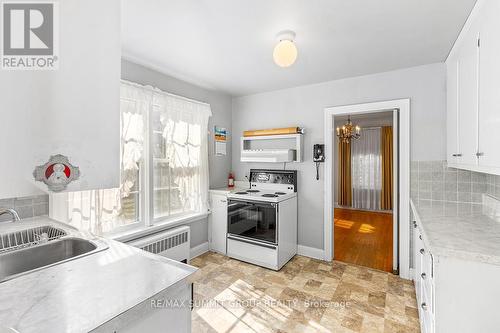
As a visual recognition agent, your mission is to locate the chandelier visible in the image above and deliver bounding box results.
[336,116,361,143]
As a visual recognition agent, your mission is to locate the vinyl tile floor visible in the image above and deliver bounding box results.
[190,252,420,333]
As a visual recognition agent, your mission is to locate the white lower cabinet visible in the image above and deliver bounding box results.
[92,281,192,333]
[412,219,434,333]
[412,206,500,333]
[208,192,228,254]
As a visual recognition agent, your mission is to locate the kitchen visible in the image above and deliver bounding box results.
[1,0,500,332]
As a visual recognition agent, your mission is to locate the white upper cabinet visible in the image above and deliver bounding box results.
[446,0,500,175]
[457,24,479,167]
[0,0,121,199]
[478,0,500,168]
[446,56,459,165]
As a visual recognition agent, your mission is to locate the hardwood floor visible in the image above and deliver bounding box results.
[334,208,393,273]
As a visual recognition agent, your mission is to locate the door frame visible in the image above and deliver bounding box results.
[323,99,411,279]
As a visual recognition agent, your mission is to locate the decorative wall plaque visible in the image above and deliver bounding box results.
[33,154,80,192]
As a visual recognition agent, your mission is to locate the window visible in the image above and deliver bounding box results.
[351,127,382,210]
[52,81,211,236]
[151,93,210,221]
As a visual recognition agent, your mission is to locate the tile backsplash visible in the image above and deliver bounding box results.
[411,161,498,203]
[0,194,49,222]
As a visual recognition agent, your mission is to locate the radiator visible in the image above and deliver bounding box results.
[128,226,190,263]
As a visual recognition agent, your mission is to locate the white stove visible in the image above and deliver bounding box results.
[226,169,298,271]
[227,189,297,203]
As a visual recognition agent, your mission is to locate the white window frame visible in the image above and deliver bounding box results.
[107,81,210,240]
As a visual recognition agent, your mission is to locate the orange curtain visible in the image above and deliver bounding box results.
[338,140,351,206]
[381,126,393,210]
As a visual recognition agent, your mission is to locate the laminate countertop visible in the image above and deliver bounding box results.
[0,217,197,333]
[411,195,500,266]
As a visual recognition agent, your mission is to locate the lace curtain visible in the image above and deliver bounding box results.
[152,91,211,217]
[351,128,382,210]
[51,82,211,235]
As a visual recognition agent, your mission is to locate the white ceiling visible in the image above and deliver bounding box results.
[122,0,476,96]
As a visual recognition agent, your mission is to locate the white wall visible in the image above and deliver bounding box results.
[231,63,446,250]
[121,59,233,247]
[0,0,121,199]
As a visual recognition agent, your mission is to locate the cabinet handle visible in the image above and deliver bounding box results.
[413,221,417,228]
[419,235,422,240]
[221,200,227,203]
[452,153,462,157]
[420,248,425,255]
[476,152,484,157]
[421,303,428,311]
[421,272,426,279]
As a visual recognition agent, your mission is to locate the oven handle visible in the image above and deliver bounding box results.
[228,199,277,208]
[227,234,277,250]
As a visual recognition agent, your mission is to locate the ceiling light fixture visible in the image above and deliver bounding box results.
[273,30,297,68]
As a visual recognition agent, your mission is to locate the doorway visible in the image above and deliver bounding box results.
[323,99,410,279]
[334,111,395,272]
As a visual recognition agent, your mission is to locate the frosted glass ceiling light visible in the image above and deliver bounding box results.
[273,30,297,68]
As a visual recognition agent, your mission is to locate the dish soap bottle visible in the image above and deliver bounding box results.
[228,172,235,188]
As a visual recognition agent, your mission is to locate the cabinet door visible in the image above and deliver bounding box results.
[478,0,500,168]
[413,221,422,304]
[457,26,480,166]
[209,194,228,254]
[446,57,460,164]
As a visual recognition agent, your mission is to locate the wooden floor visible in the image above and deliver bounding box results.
[334,208,393,272]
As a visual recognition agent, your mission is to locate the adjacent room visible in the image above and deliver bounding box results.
[2,0,500,332]
[334,111,396,273]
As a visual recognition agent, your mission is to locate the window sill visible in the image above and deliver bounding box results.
[110,211,209,243]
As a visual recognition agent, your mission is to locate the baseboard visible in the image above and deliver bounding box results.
[297,245,325,261]
[190,241,209,259]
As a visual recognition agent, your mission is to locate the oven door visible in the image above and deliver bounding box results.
[227,199,278,245]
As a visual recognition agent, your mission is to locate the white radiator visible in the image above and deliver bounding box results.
[128,226,190,263]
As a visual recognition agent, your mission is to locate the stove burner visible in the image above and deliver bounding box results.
[247,189,260,193]
[262,194,278,198]
[275,192,286,195]
[235,192,248,195]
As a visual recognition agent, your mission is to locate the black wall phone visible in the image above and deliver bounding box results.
[313,144,325,180]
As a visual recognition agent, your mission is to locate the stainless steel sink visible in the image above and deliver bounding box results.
[0,237,108,282]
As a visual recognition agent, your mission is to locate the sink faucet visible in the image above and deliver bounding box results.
[0,209,20,222]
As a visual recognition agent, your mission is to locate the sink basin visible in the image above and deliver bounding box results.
[0,237,108,282]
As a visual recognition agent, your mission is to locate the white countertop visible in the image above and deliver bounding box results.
[209,186,246,195]
[209,187,237,194]
[209,180,249,195]
[0,217,197,333]
[411,196,500,266]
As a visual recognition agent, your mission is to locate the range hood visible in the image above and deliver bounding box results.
[240,149,295,163]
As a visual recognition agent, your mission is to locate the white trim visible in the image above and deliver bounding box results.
[392,109,399,273]
[111,212,209,243]
[297,245,325,260]
[324,99,411,279]
[409,268,415,282]
[190,241,209,259]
